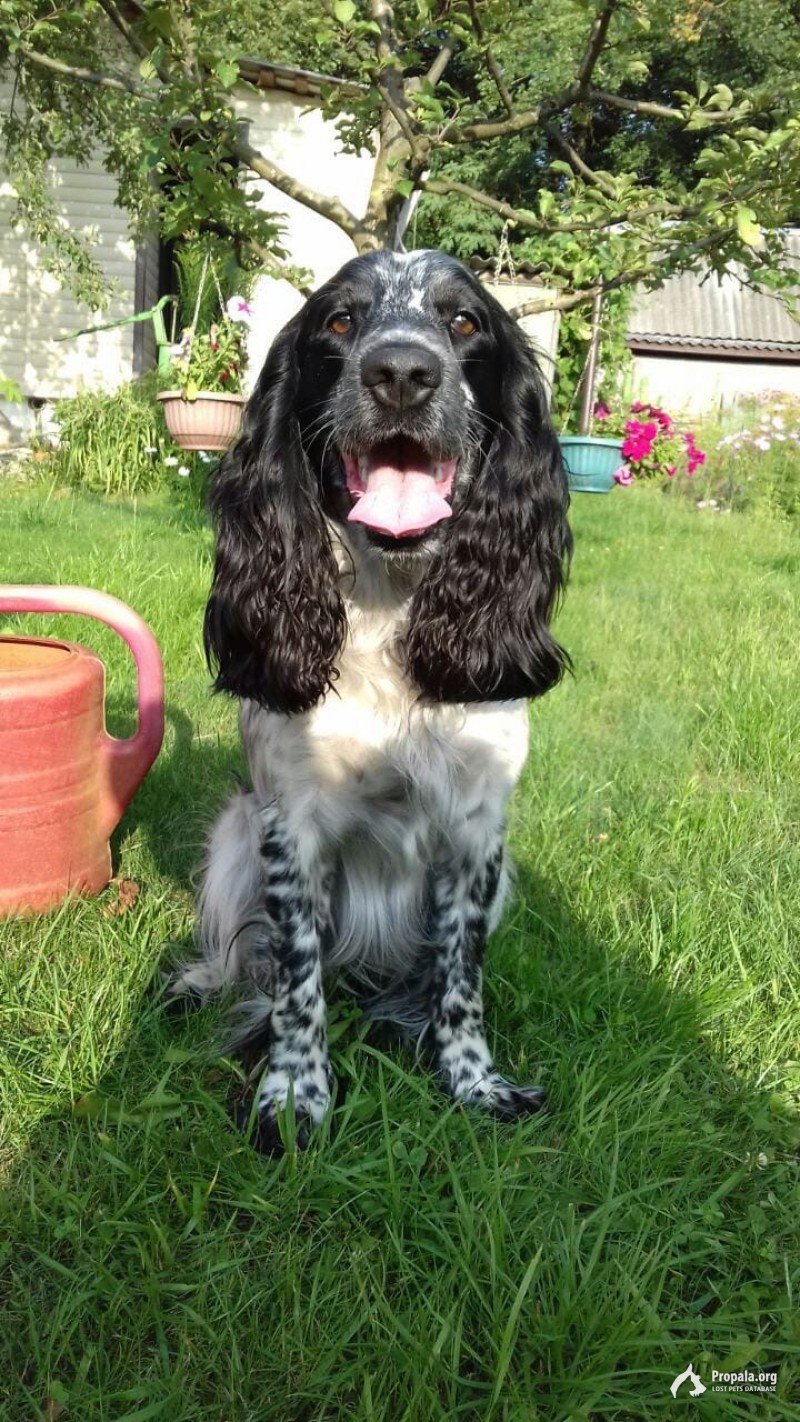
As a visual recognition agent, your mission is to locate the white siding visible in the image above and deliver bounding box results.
[631,353,800,416]
[0,156,139,399]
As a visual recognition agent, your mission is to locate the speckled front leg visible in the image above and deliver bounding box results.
[428,840,545,1119]
[250,810,331,1154]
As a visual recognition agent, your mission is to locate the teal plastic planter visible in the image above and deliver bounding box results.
[558,436,623,493]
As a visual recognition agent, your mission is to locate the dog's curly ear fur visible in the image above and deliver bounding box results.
[203,319,347,714]
[405,316,572,703]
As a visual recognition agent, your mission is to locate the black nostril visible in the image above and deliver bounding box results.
[361,342,442,409]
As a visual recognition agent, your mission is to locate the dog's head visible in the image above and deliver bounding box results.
[205,250,572,713]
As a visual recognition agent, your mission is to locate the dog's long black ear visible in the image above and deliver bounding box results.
[405,319,572,703]
[203,319,346,714]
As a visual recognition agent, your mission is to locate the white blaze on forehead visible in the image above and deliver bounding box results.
[380,250,433,312]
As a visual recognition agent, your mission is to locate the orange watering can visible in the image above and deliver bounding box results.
[0,586,165,916]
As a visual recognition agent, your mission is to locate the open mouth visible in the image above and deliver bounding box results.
[342,436,458,539]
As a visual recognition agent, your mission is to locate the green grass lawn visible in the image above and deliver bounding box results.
[1,477,799,1420]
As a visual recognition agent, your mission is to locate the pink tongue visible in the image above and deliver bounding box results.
[348,466,452,537]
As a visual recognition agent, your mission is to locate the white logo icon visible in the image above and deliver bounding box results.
[671,1364,707,1398]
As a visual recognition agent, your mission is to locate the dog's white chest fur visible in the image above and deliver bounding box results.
[240,594,529,974]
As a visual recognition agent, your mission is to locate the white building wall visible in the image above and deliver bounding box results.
[233,88,375,383]
[0,157,140,400]
[631,353,800,416]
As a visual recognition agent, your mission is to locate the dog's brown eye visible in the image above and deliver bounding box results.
[451,312,477,338]
[328,312,352,336]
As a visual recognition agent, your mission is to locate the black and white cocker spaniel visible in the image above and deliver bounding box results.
[172,249,572,1151]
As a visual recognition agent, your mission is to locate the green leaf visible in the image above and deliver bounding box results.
[333,0,356,23]
[394,178,415,198]
[735,205,762,247]
[215,60,239,89]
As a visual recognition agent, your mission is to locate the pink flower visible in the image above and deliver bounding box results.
[621,424,655,462]
[225,295,252,322]
[614,466,633,486]
[593,400,611,420]
[666,465,677,478]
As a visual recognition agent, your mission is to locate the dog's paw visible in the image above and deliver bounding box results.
[248,1065,332,1155]
[454,1071,547,1120]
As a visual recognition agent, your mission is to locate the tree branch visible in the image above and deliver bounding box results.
[509,226,740,318]
[95,0,150,62]
[438,1,621,144]
[17,45,143,96]
[544,120,617,198]
[575,0,619,93]
[376,82,421,158]
[467,0,514,115]
[586,87,684,121]
[426,35,458,88]
[233,136,366,244]
[510,269,648,318]
[421,176,544,228]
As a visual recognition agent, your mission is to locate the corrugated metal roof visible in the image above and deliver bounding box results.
[628,231,800,354]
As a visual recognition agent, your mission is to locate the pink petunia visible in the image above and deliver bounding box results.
[225,295,252,322]
[593,400,611,420]
[614,466,633,485]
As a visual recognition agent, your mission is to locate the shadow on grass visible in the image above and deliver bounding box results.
[2,854,797,1420]
[108,695,246,894]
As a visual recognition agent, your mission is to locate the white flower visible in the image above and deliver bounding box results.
[771,414,784,428]
[178,465,191,477]
[144,445,158,454]
[754,437,771,451]
[198,451,213,462]
[164,455,179,467]
[225,295,252,323]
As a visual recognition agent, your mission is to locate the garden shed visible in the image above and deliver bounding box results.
[627,231,800,415]
[0,59,375,411]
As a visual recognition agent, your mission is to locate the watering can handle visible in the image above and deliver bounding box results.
[0,585,165,837]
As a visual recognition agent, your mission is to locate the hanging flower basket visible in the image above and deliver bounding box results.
[158,390,244,453]
[558,436,623,493]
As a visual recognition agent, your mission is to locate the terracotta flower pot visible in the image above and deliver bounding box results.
[158,390,245,452]
[0,585,164,916]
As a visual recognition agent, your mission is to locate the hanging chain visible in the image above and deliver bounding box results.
[185,246,227,355]
[190,248,211,338]
[493,220,517,285]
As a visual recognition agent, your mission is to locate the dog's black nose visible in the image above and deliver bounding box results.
[361,343,442,410]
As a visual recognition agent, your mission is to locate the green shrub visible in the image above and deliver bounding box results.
[48,376,216,500]
[686,396,800,520]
